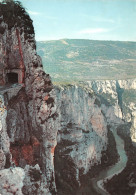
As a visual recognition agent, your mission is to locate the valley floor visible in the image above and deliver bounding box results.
[104,124,136,195]
[92,128,127,195]
[74,128,119,195]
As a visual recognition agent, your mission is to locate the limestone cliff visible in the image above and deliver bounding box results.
[55,84,107,171]
[0,1,58,194]
[54,84,108,193]
[0,3,110,195]
[0,1,136,195]
[53,79,136,193]
[87,79,136,142]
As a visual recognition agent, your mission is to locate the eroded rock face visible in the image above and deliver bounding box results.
[54,80,136,193]
[0,2,58,194]
[87,79,136,143]
[54,85,108,192]
[55,85,107,172]
[0,95,10,169]
[0,168,25,195]
[1,2,135,195]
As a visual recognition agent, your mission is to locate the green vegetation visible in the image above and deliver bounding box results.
[104,124,136,195]
[37,39,136,82]
[0,1,34,39]
[121,89,136,116]
[122,89,136,104]
[76,128,119,195]
[98,92,117,106]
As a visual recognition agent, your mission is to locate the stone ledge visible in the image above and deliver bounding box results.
[0,84,23,101]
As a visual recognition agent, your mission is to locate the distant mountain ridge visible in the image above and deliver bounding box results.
[37,39,136,82]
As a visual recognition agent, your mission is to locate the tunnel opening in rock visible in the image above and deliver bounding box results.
[7,73,18,84]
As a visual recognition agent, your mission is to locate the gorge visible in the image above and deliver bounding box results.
[0,1,136,195]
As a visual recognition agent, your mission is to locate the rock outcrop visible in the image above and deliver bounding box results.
[55,84,107,172]
[54,84,108,193]
[0,1,58,194]
[0,1,136,195]
[54,79,136,193]
[87,79,136,142]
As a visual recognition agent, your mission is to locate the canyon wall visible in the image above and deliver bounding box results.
[54,80,136,193]
[0,2,58,194]
[87,79,136,142]
[56,84,108,170]
[54,84,108,194]
[0,2,136,195]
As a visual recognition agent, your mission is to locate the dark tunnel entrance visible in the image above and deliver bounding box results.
[7,73,18,84]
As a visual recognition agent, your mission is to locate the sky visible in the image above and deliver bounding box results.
[18,0,136,41]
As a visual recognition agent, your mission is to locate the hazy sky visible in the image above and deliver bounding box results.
[19,0,136,41]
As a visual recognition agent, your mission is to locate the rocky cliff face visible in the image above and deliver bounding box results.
[87,79,136,143]
[53,79,136,193]
[54,84,108,193]
[55,84,107,171]
[0,3,110,194]
[0,2,58,194]
[0,2,136,195]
